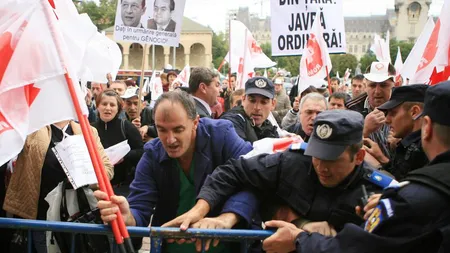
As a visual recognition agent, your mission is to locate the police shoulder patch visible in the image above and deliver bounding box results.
[364,198,394,233]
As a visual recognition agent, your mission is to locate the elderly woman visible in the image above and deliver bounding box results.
[92,89,144,196]
[3,119,113,252]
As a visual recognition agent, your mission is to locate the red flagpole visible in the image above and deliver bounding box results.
[41,0,133,252]
[326,66,332,95]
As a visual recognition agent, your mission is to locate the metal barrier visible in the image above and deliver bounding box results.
[0,218,273,253]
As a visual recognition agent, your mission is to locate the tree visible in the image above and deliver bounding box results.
[330,54,358,77]
[212,32,229,72]
[260,42,301,76]
[390,39,414,63]
[77,0,117,31]
[359,52,377,73]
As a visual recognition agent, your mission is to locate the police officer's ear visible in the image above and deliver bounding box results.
[421,116,433,142]
[354,148,366,165]
[410,105,422,120]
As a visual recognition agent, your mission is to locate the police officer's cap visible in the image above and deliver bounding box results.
[378,84,428,111]
[417,81,450,126]
[245,77,275,99]
[305,110,364,161]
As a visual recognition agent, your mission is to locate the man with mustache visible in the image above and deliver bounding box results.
[95,90,258,252]
[220,77,279,143]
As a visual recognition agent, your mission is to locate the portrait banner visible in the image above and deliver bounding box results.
[113,0,186,47]
[270,0,346,56]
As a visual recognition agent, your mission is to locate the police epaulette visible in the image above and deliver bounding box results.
[363,169,400,189]
[289,142,308,151]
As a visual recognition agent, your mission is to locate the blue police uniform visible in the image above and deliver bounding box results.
[199,110,384,231]
[293,81,450,253]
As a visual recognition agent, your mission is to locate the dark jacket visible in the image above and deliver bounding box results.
[220,105,279,143]
[198,149,383,231]
[286,123,310,142]
[92,116,144,185]
[147,19,176,32]
[193,97,211,118]
[128,118,258,228]
[345,92,368,117]
[383,130,428,180]
[295,150,450,253]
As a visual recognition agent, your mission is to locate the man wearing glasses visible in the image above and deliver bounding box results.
[147,0,177,32]
[120,0,146,28]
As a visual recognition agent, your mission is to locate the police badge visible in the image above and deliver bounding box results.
[316,124,333,139]
[254,79,267,88]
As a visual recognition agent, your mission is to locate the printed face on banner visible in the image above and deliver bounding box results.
[270,1,346,56]
[120,0,146,27]
[114,0,186,47]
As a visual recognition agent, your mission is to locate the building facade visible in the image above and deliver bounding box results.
[104,17,213,70]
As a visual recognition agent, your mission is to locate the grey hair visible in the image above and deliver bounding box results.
[300,92,328,110]
[153,90,198,120]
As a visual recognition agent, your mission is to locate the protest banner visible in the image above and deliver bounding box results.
[113,0,186,47]
[271,0,346,56]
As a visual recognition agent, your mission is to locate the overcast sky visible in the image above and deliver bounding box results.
[183,0,445,32]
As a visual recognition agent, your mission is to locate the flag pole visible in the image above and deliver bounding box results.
[41,1,133,252]
[228,17,232,87]
[239,29,248,89]
[326,66,332,95]
[137,44,148,115]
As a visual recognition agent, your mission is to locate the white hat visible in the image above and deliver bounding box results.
[274,78,283,85]
[121,87,143,100]
[364,62,395,83]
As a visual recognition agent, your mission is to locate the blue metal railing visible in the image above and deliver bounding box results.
[0,218,273,253]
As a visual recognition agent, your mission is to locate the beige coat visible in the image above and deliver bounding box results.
[3,121,114,219]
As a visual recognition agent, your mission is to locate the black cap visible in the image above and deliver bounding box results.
[417,81,450,126]
[245,77,275,99]
[305,110,364,161]
[378,84,428,111]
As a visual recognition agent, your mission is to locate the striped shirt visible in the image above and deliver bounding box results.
[364,97,392,159]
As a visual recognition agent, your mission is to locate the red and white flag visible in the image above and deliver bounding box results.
[370,31,391,63]
[429,0,450,85]
[298,12,332,93]
[394,46,403,84]
[173,65,191,87]
[0,0,87,165]
[401,18,435,83]
[224,20,275,89]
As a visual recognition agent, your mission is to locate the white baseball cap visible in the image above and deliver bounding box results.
[363,62,395,83]
[121,87,143,100]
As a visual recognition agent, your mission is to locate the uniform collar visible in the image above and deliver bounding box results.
[428,149,450,166]
[399,129,421,147]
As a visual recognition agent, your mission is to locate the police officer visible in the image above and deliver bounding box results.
[167,110,385,236]
[364,84,429,180]
[220,77,279,143]
[261,81,450,253]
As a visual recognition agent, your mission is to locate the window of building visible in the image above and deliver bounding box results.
[362,45,366,52]
[349,45,353,53]
[354,45,358,53]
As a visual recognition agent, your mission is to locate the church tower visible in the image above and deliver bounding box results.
[394,0,431,42]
